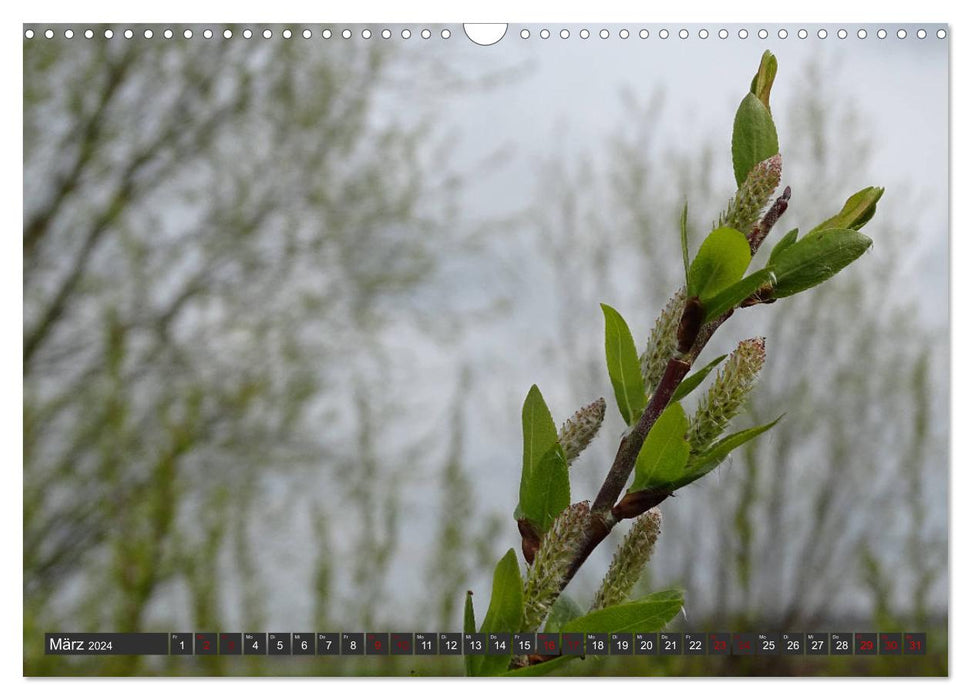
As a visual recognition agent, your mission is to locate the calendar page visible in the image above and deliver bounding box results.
[22,20,949,678]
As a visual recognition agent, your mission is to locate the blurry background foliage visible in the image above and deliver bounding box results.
[23,28,945,675]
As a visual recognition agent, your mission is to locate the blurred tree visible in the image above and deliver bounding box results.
[23,26,497,674]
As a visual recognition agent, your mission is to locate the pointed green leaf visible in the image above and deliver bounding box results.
[767,228,799,266]
[561,588,684,634]
[679,416,783,487]
[463,591,476,676]
[544,594,584,633]
[771,228,872,298]
[474,549,524,676]
[671,354,728,402]
[519,444,570,534]
[680,201,690,283]
[601,304,648,425]
[687,227,752,300]
[809,187,884,234]
[516,385,563,529]
[732,92,779,187]
[749,51,778,111]
[500,655,577,677]
[629,403,690,493]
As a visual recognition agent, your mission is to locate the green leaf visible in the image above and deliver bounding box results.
[671,354,728,402]
[544,594,584,633]
[463,591,476,676]
[701,268,777,323]
[687,227,752,300]
[629,403,690,493]
[500,655,578,677]
[732,92,779,187]
[679,416,783,486]
[516,385,567,532]
[474,549,524,676]
[749,50,778,111]
[680,200,690,283]
[809,187,884,233]
[767,228,799,266]
[519,444,570,534]
[601,304,648,425]
[771,228,872,298]
[561,588,684,634]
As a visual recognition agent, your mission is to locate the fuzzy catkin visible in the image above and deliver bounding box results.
[687,337,766,452]
[640,288,686,396]
[558,398,606,466]
[717,154,782,235]
[591,509,662,611]
[522,502,590,631]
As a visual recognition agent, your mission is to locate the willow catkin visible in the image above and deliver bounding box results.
[591,509,662,611]
[687,337,766,453]
[557,398,606,466]
[522,502,590,631]
[640,288,686,396]
[717,154,783,235]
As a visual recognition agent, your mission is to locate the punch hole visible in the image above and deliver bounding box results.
[837,29,847,39]
[817,29,828,39]
[580,28,590,39]
[362,29,372,39]
[463,23,507,46]
[698,29,709,39]
[163,29,173,39]
[540,28,550,39]
[916,29,926,39]
[619,29,629,39]
[778,29,788,39]
[797,29,808,39]
[560,29,570,39]
[184,29,193,39]
[639,29,649,39]
[937,29,946,38]
[64,29,74,39]
[24,29,34,39]
[104,29,113,38]
[718,29,728,39]
[520,29,529,39]
[738,29,748,39]
[877,29,887,39]
[659,29,669,39]
[758,29,768,39]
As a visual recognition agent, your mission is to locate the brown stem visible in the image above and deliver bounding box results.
[591,357,691,515]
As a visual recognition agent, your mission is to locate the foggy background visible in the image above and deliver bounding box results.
[23,23,948,675]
